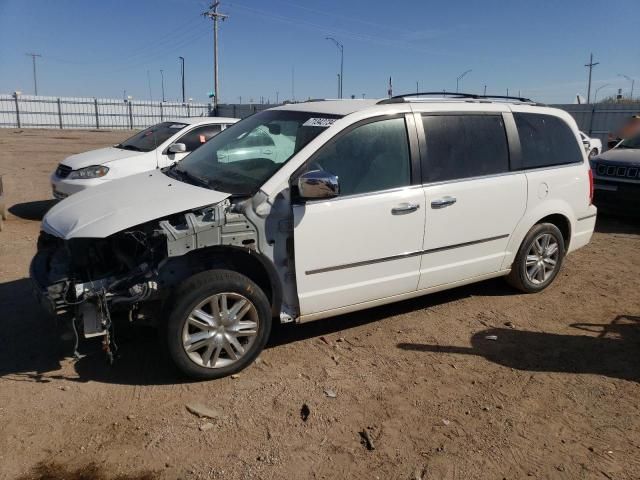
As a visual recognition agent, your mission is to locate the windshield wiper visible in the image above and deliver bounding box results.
[118,144,144,152]
[174,168,210,188]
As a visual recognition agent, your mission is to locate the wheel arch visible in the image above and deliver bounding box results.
[502,203,575,271]
[535,213,572,250]
[159,245,283,317]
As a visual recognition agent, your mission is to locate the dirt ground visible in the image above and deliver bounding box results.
[0,128,639,480]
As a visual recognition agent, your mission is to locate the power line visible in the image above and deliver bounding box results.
[203,1,229,109]
[25,53,42,95]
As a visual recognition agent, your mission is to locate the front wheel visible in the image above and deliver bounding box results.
[506,223,565,293]
[165,270,272,380]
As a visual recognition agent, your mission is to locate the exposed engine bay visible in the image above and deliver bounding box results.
[30,199,269,361]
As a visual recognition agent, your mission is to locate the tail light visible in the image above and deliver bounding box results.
[588,168,594,204]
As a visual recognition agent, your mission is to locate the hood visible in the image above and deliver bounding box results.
[61,146,146,169]
[43,170,230,239]
[595,148,640,166]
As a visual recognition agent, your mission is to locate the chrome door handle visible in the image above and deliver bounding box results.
[391,202,420,215]
[431,196,457,209]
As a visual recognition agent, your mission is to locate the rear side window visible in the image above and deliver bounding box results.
[179,125,223,152]
[421,114,509,183]
[514,113,583,169]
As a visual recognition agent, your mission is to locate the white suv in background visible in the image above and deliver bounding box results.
[32,93,597,379]
[50,117,238,198]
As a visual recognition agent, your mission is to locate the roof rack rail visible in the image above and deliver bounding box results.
[377,91,538,105]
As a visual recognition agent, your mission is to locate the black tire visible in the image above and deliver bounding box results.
[164,269,272,380]
[588,148,598,159]
[506,223,565,293]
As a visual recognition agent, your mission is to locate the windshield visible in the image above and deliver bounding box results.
[116,121,187,152]
[618,133,640,149]
[172,110,341,195]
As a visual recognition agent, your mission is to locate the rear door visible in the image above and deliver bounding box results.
[416,111,527,289]
[292,114,426,316]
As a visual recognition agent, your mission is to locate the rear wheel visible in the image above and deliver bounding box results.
[506,223,565,293]
[165,269,272,380]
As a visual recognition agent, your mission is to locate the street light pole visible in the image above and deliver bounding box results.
[326,37,344,98]
[618,74,635,100]
[594,83,610,103]
[160,69,165,102]
[178,57,185,103]
[456,69,471,93]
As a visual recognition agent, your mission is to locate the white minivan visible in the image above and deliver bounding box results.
[32,93,597,379]
[50,117,238,198]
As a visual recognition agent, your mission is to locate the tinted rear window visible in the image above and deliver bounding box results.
[514,113,583,169]
[422,114,509,182]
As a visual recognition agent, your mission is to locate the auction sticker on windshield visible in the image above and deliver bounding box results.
[302,118,337,128]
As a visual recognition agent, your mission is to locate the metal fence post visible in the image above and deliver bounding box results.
[94,98,100,129]
[128,102,133,129]
[14,95,21,128]
[57,98,63,129]
[186,103,190,118]
[160,102,163,121]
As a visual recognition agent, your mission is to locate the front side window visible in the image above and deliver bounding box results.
[305,117,411,197]
[172,110,341,195]
[116,121,187,152]
[178,125,222,152]
[514,113,583,168]
[422,114,509,183]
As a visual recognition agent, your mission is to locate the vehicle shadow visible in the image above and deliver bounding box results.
[595,213,640,235]
[0,276,520,386]
[9,199,57,221]
[398,315,640,383]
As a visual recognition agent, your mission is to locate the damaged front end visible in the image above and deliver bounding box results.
[30,199,258,360]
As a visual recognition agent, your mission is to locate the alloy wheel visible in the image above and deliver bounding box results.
[525,233,560,285]
[182,292,259,369]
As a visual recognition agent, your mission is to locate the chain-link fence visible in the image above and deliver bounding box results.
[0,94,213,129]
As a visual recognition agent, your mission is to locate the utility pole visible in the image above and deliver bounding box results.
[326,37,343,98]
[178,57,185,103]
[483,85,487,96]
[25,53,42,95]
[160,69,165,102]
[204,1,228,109]
[585,53,599,104]
[276,91,279,103]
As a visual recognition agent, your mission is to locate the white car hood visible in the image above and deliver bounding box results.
[61,146,146,169]
[43,170,230,239]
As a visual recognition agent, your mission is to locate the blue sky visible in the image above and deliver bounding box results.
[0,0,638,104]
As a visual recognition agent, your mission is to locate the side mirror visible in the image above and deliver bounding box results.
[168,143,187,154]
[297,170,339,199]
